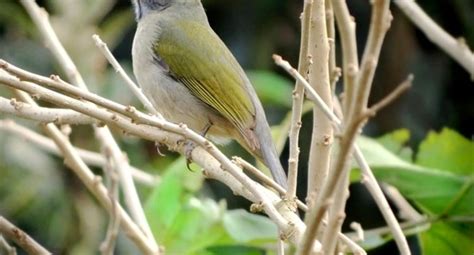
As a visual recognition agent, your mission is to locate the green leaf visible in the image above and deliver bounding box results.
[145,158,279,254]
[416,128,474,175]
[223,209,278,244]
[247,70,292,108]
[145,158,187,232]
[376,128,413,161]
[357,135,473,216]
[161,198,228,254]
[206,245,265,255]
[355,129,474,252]
[145,158,207,242]
[420,222,474,255]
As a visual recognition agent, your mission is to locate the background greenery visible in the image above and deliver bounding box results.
[0,0,472,254]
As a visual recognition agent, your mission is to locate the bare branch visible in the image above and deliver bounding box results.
[366,75,413,118]
[0,216,51,255]
[0,119,158,186]
[274,55,409,255]
[234,157,306,211]
[383,185,424,222]
[273,55,341,126]
[351,0,393,120]
[0,236,17,255]
[394,0,474,80]
[0,96,95,125]
[0,71,306,246]
[92,34,161,117]
[18,1,158,247]
[100,156,121,255]
[286,0,313,205]
[0,235,17,255]
[306,0,334,209]
[353,146,411,255]
[331,0,359,116]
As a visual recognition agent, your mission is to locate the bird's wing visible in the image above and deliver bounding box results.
[153,20,259,150]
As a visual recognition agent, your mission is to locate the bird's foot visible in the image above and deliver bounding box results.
[184,140,197,171]
[154,141,166,156]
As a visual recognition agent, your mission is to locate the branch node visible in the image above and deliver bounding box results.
[60,124,72,137]
[367,74,413,116]
[322,134,332,146]
[110,114,118,121]
[250,202,264,213]
[0,59,8,68]
[31,93,41,100]
[49,74,60,81]
[125,105,136,114]
[280,221,296,241]
[93,175,103,185]
[201,140,210,149]
[178,123,188,130]
[10,98,23,110]
[347,64,358,77]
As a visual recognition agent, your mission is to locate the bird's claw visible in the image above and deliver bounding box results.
[184,140,196,171]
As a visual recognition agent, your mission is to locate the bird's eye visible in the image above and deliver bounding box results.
[154,0,171,6]
[156,0,171,6]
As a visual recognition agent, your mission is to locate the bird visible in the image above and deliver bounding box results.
[131,0,288,188]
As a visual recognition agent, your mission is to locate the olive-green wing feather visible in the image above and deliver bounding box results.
[154,20,258,148]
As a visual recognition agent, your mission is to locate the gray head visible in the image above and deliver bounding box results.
[132,0,202,21]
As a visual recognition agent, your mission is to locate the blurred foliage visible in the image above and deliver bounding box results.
[351,129,474,254]
[0,0,472,254]
[145,158,278,254]
[247,70,293,108]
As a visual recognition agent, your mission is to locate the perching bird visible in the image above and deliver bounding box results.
[131,0,288,188]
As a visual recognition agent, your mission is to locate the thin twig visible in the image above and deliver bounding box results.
[394,0,474,80]
[286,0,313,204]
[0,119,158,186]
[100,156,121,255]
[321,171,350,254]
[273,55,341,126]
[234,156,366,254]
[326,0,341,91]
[383,185,424,222]
[0,61,144,123]
[41,116,156,254]
[234,157,306,211]
[338,233,366,255]
[331,0,359,117]
[277,239,285,255]
[0,235,17,255]
[18,1,158,248]
[92,34,161,117]
[0,216,51,255]
[366,75,413,117]
[274,55,410,255]
[0,96,95,125]
[0,72,305,246]
[351,0,393,121]
[4,76,157,254]
[350,222,365,242]
[346,216,432,241]
[353,146,411,255]
[322,1,396,253]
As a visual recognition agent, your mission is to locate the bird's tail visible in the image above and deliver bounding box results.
[260,141,288,189]
[235,127,288,189]
[253,112,288,189]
